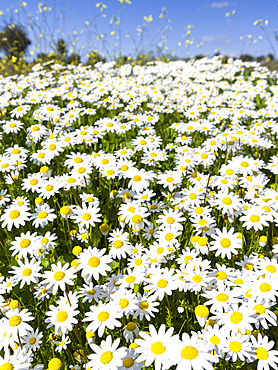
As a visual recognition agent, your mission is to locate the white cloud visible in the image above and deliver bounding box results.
[211,1,229,8]
[201,35,224,42]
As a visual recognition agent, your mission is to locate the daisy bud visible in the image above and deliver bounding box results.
[35,197,43,205]
[195,305,209,327]
[259,235,267,247]
[9,299,20,310]
[110,190,117,198]
[86,330,95,339]
[206,318,216,328]
[99,223,110,235]
[48,358,62,370]
[60,206,71,218]
[40,165,51,177]
[251,330,261,339]
[177,306,184,313]
[71,259,80,268]
[129,342,139,350]
[72,246,82,255]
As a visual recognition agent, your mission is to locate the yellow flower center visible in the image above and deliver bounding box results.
[166,217,175,224]
[157,279,168,288]
[82,213,91,221]
[54,271,65,281]
[250,215,260,223]
[229,341,241,353]
[259,283,271,292]
[195,305,209,317]
[216,293,229,302]
[56,311,68,322]
[88,257,100,267]
[139,301,149,310]
[9,210,20,219]
[49,144,56,151]
[192,275,202,283]
[195,207,203,214]
[230,312,243,324]
[113,240,123,249]
[240,161,249,167]
[46,185,54,191]
[20,239,30,248]
[132,215,143,224]
[78,167,86,174]
[9,300,19,309]
[38,211,48,219]
[29,337,36,345]
[244,263,253,270]
[123,358,134,368]
[180,346,198,360]
[210,336,220,345]
[254,304,266,315]
[133,175,141,182]
[30,179,38,185]
[22,268,32,276]
[197,237,207,247]
[98,311,109,322]
[9,315,21,326]
[266,265,276,273]
[126,322,136,331]
[100,351,113,364]
[222,197,232,205]
[256,348,269,361]
[0,364,14,370]
[60,206,70,215]
[151,341,166,355]
[220,238,231,248]
[126,276,135,283]
[48,358,62,370]
[166,177,174,183]
[119,298,129,308]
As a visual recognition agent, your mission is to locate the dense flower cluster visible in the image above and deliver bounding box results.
[1,57,278,369]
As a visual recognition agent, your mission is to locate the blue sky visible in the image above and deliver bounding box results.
[1,0,278,60]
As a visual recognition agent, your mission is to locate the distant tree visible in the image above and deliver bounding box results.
[267,53,274,61]
[256,55,266,63]
[195,54,205,60]
[56,39,67,59]
[67,53,81,65]
[87,50,106,66]
[115,55,128,66]
[0,24,31,58]
[240,54,254,62]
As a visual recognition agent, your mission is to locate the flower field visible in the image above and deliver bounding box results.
[1,57,278,369]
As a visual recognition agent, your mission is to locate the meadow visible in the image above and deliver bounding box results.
[1,54,278,370]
